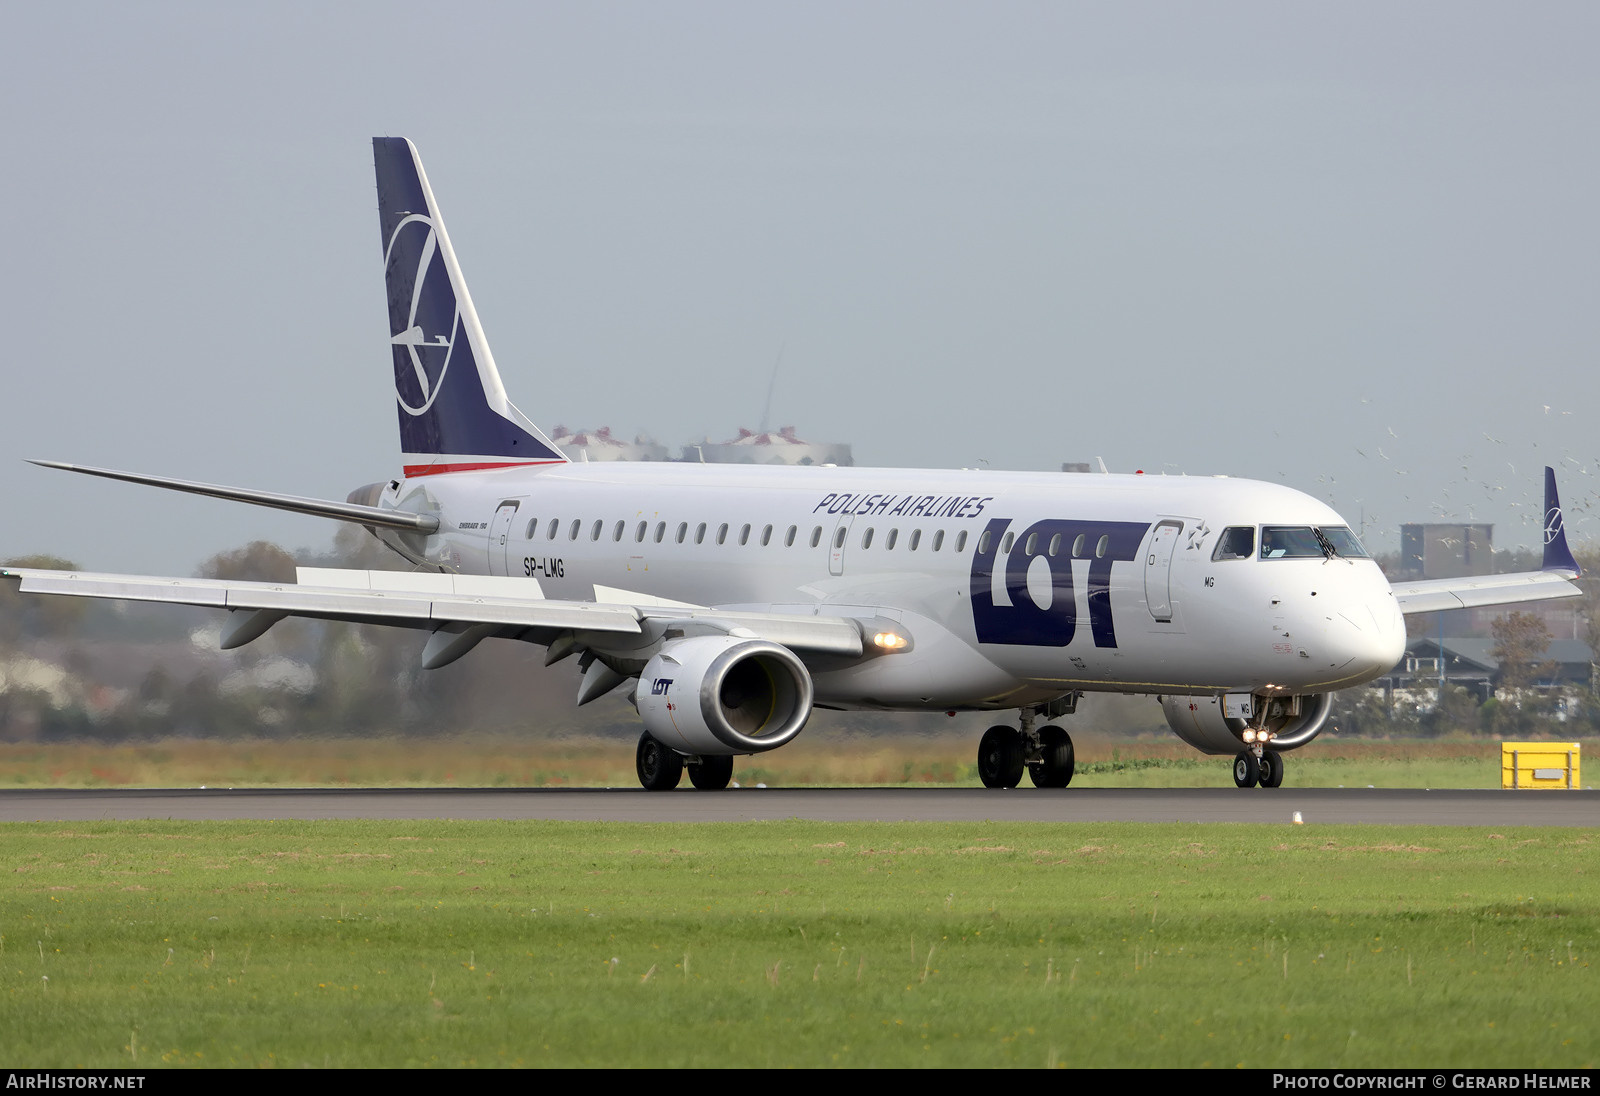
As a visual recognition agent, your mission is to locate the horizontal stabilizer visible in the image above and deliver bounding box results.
[29,461,439,534]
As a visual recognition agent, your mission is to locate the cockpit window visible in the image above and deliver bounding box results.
[1212,526,1255,561]
[1318,526,1370,558]
[1259,525,1370,560]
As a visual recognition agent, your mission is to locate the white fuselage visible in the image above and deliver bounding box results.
[373,463,1407,712]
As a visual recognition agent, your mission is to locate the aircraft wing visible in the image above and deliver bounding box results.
[1392,465,1586,614]
[1390,570,1582,615]
[0,565,866,667]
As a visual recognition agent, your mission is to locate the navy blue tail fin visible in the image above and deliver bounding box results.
[1541,466,1580,575]
[374,138,566,476]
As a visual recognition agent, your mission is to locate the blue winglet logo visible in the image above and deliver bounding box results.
[1541,466,1580,575]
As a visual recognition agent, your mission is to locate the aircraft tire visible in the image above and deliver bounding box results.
[978,726,1025,789]
[636,733,684,791]
[1259,750,1284,788]
[1233,751,1260,789]
[1027,725,1075,788]
[687,755,735,791]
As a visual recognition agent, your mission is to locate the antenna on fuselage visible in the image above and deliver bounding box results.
[1095,457,1109,474]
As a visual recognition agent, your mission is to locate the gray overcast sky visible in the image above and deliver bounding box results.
[2,2,1596,573]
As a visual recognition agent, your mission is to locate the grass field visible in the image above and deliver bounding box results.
[2,735,1589,790]
[1,819,1595,1068]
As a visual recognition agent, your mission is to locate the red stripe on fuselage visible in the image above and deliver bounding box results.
[403,460,567,477]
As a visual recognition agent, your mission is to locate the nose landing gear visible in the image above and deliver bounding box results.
[1233,727,1285,788]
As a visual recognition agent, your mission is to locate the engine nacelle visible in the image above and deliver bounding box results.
[635,635,814,756]
[1160,692,1334,755]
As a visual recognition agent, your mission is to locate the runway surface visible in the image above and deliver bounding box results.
[1,786,1595,825]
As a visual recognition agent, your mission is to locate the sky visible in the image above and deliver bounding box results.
[2,2,1597,574]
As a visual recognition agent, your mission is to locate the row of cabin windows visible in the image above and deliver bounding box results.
[513,516,1029,555]
[524,518,826,548]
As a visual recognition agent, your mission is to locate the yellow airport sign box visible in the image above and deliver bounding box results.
[1500,742,1581,789]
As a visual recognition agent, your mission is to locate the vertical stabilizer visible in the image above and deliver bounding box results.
[374,138,567,475]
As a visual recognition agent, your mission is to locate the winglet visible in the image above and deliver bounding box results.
[1541,466,1580,575]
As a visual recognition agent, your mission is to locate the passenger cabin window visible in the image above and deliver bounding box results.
[1048,533,1061,557]
[908,530,920,551]
[955,531,968,553]
[717,523,729,545]
[590,520,603,542]
[676,522,688,544]
[635,521,648,543]
[832,528,846,549]
[654,522,666,543]
[786,525,797,547]
[1023,532,1037,556]
[1001,532,1015,554]
[1094,534,1108,559]
[568,519,581,541]
[547,518,559,540]
[811,526,823,548]
[1072,533,1086,558]
[977,530,991,554]
[761,524,772,547]
[739,523,751,546]
[885,529,898,550]
[613,520,625,542]
[1212,526,1255,561]
[525,518,539,539]
[861,528,874,549]
[932,530,944,552]
[696,522,707,545]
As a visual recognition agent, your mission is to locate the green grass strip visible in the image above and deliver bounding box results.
[2,820,1595,1068]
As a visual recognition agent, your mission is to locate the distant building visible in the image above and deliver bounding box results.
[1375,635,1594,703]
[681,427,853,467]
[1399,523,1494,580]
[549,426,670,463]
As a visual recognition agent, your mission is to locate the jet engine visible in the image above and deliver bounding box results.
[1160,692,1334,755]
[635,635,814,756]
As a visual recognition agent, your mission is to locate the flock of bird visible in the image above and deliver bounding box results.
[1315,402,1599,550]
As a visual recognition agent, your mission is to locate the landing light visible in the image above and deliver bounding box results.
[873,631,909,651]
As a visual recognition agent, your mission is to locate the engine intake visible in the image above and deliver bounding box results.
[635,636,814,756]
[1160,692,1333,755]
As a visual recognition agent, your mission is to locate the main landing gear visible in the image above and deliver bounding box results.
[635,733,735,791]
[977,706,1077,789]
[1233,728,1284,789]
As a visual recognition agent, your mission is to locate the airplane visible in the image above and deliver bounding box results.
[3,138,1584,792]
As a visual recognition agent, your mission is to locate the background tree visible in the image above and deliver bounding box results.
[1490,611,1557,695]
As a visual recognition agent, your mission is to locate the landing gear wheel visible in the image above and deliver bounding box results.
[978,726,1025,789]
[687,755,734,791]
[1259,750,1284,788]
[1028,725,1076,788]
[1233,751,1260,789]
[636,733,684,790]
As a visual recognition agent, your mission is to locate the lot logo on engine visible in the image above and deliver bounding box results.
[650,678,674,695]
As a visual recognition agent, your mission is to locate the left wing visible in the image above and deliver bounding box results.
[1390,570,1580,614]
[1390,466,1583,615]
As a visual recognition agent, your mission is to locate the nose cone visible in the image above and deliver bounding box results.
[1310,573,1406,688]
